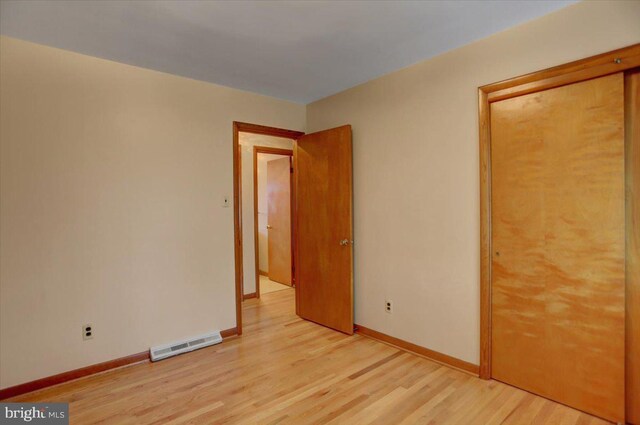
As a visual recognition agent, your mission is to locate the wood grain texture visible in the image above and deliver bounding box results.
[296,125,354,334]
[0,352,150,401]
[220,327,239,338]
[483,43,640,102]
[479,43,640,395]
[626,69,640,425]
[490,74,625,422]
[6,290,610,425]
[0,328,238,400]
[234,122,305,140]
[232,122,244,334]
[355,324,479,375]
[243,292,257,300]
[478,88,492,380]
[252,146,294,297]
[267,156,293,285]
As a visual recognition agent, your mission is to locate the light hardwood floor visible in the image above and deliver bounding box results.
[260,275,290,294]
[9,288,610,424]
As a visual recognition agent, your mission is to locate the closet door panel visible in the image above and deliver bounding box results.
[491,73,625,422]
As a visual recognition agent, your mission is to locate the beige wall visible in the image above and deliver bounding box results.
[238,134,293,295]
[306,0,640,365]
[0,36,305,389]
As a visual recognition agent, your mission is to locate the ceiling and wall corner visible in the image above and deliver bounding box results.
[0,0,576,103]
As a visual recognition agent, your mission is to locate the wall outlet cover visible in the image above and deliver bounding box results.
[83,324,93,340]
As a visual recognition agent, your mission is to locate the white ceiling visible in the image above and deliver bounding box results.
[0,0,575,103]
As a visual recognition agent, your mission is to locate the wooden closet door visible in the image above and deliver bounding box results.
[490,73,625,422]
[626,69,640,425]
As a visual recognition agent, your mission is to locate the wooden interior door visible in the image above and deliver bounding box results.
[490,73,625,422]
[295,125,353,334]
[267,156,292,285]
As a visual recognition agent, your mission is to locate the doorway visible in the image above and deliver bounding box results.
[253,147,294,298]
[236,129,299,304]
[232,122,354,337]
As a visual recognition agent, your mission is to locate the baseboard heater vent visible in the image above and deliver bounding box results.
[150,331,222,362]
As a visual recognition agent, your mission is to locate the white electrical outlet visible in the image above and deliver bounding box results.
[385,300,393,314]
[83,324,93,340]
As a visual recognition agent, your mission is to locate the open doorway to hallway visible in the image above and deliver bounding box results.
[255,149,294,295]
[233,121,353,337]
[238,132,296,302]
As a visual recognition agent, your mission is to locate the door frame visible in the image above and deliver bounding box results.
[233,122,304,335]
[253,146,294,299]
[478,43,640,419]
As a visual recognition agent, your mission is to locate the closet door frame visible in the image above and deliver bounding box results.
[478,43,640,417]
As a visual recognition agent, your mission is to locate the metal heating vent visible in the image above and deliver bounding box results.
[150,331,222,362]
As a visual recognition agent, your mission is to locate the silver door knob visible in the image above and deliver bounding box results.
[266,225,273,229]
[340,239,352,246]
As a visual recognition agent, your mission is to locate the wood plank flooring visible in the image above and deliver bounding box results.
[8,288,610,424]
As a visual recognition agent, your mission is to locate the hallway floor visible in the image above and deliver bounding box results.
[260,274,291,294]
